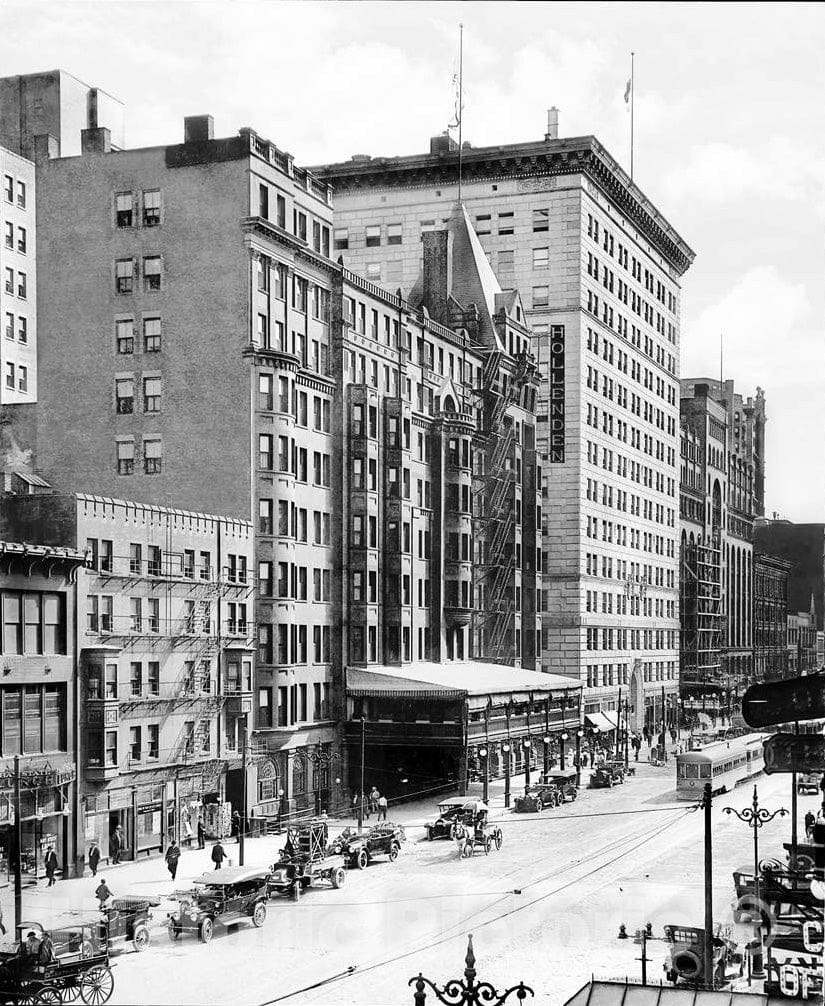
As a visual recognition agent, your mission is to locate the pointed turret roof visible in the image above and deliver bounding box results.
[446,203,505,351]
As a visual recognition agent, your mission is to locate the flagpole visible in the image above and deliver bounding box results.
[630,51,635,182]
[457,22,464,204]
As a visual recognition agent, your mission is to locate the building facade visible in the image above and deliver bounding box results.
[0,146,36,405]
[754,520,825,637]
[753,551,790,682]
[0,490,253,866]
[0,541,86,880]
[788,601,818,676]
[312,123,695,733]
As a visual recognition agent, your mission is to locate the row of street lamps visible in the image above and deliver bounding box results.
[476,729,588,806]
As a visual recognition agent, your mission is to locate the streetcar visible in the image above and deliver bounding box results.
[675,733,768,800]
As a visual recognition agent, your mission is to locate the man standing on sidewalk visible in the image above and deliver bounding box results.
[44,847,59,887]
[377,793,388,821]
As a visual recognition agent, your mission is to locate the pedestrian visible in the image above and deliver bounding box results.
[805,810,816,840]
[670,726,678,746]
[197,818,205,850]
[231,809,241,841]
[182,807,193,848]
[642,726,650,747]
[109,828,120,866]
[369,786,380,816]
[44,846,58,887]
[165,839,181,882]
[88,842,100,877]
[211,840,227,871]
[95,879,113,910]
[377,793,388,821]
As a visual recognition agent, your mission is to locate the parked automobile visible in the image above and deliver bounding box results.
[590,761,626,788]
[424,799,477,841]
[663,924,742,988]
[514,770,578,813]
[269,820,347,897]
[101,895,159,952]
[797,772,820,795]
[167,867,270,944]
[329,823,404,869]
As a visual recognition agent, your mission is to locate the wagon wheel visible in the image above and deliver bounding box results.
[494,829,503,850]
[356,848,369,870]
[59,979,82,1004]
[484,837,492,856]
[34,987,62,1004]
[132,923,150,951]
[79,966,114,1006]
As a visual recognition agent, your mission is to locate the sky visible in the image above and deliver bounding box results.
[2,1,823,521]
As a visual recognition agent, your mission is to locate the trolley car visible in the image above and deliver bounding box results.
[676,733,767,800]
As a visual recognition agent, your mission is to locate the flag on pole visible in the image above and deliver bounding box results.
[624,78,632,104]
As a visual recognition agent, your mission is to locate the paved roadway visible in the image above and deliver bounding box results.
[9,758,814,1006]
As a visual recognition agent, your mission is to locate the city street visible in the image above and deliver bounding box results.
[6,758,811,1006]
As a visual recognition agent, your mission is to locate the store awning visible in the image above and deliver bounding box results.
[585,711,618,733]
[347,662,581,702]
[564,980,792,1006]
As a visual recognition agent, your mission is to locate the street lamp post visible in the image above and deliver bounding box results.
[358,715,366,834]
[479,747,489,804]
[523,738,532,791]
[543,699,551,776]
[575,729,584,787]
[724,784,787,979]
[559,732,568,771]
[502,742,511,808]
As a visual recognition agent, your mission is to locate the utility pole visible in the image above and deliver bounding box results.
[13,755,21,930]
[703,782,713,990]
[239,714,248,866]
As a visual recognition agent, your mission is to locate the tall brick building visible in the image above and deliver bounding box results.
[5,82,555,813]
[311,122,695,733]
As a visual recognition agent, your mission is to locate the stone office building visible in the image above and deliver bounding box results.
[753,551,791,682]
[311,118,694,734]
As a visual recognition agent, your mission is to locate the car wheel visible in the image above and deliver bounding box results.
[535,798,543,814]
[253,902,267,927]
[332,867,346,889]
[356,849,369,870]
[388,843,399,862]
[426,827,433,841]
[199,918,214,944]
[132,924,150,951]
[167,921,181,942]
[494,830,503,850]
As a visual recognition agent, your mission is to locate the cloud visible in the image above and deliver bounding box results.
[662,139,825,213]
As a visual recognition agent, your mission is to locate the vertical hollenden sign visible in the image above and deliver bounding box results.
[549,324,565,463]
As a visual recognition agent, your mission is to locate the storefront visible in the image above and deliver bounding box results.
[0,762,75,884]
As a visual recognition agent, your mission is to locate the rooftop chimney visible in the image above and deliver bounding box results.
[81,127,111,155]
[430,132,458,155]
[545,107,559,141]
[184,115,214,144]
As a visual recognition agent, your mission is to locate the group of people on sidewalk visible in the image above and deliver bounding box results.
[352,786,389,821]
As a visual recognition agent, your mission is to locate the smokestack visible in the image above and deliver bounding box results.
[545,107,559,141]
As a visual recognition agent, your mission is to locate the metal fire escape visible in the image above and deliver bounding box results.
[680,537,723,711]
[473,350,537,664]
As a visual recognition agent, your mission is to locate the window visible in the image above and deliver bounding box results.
[17,366,27,393]
[117,440,134,475]
[532,207,549,232]
[143,376,161,413]
[475,214,491,235]
[115,259,134,294]
[498,212,514,234]
[143,438,162,474]
[533,247,549,269]
[3,268,11,294]
[129,726,142,762]
[17,181,26,209]
[16,227,25,254]
[143,257,161,291]
[3,313,11,339]
[3,222,11,248]
[259,499,273,534]
[365,262,381,281]
[2,592,66,655]
[3,176,12,203]
[143,190,161,226]
[259,434,273,469]
[365,225,381,247]
[533,286,549,308]
[115,193,133,227]
[100,540,113,573]
[294,210,307,242]
[147,724,159,759]
[143,318,161,352]
[116,319,134,354]
[115,378,133,413]
[130,662,143,696]
[17,317,26,344]
[387,222,402,245]
[17,273,26,299]
[4,363,12,390]
[148,662,159,695]
[498,250,514,273]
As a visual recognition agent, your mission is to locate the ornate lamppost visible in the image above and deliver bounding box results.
[478,746,489,804]
[724,784,787,978]
[575,728,584,787]
[559,731,568,771]
[409,934,533,1006]
[306,746,341,816]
